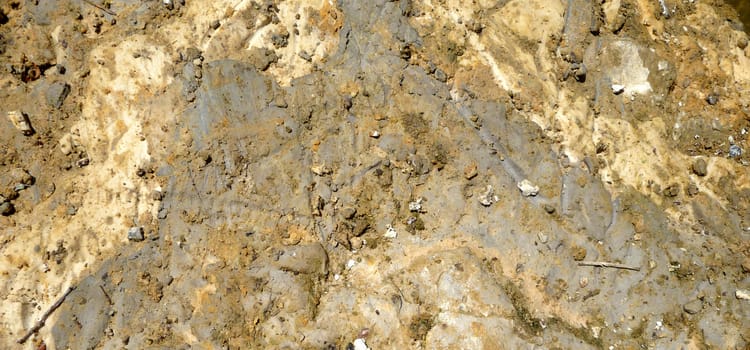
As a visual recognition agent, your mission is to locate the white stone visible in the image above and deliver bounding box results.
[517,179,539,197]
[352,338,370,350]
[346,259,356,269]
[478,185,495,206]
[736,289,750,300]
[408,198,423,212]
[611,84,625,94]
[384,225,397,239]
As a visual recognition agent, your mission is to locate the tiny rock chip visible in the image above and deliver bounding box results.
[408,197,423,212]
[341,207,357,219]
[741,258,750,273]
[478,185,496,206]
[537,232,549,244]
[7,111,34,136]
[728,144,742,158]
[310,164,331,176]
[517,179,539,197]
[543,204,556,214]
[463,162,478,180]
[46,81,71,109]
[127,227,145,242]
[0,202,14,216]
[349,236,364,250]
[352,338,370,350]
[692,158,707,177]
[683,299,702,314]
[384,224,397,239]
[611,84,625,94]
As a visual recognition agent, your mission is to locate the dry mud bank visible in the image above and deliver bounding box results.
[1,0,749,349]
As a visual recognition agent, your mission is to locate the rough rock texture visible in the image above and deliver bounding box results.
[1,0,750,349]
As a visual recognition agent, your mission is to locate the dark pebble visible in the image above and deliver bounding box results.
[0,202,14,216]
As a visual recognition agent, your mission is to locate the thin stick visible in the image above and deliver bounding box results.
[82,0,117,16]
[17,286,77,344]
[99,285,113,305]
[578,261,641,271]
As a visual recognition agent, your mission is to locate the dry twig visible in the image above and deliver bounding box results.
[578,261,641,271]
[17,286,77,344]
[82,0,117,16]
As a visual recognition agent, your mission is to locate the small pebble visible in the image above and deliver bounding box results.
[384,224,397,239]
[408,198,423,212]
[463,162,478,180]
[7,111,34,136]
[706,93,719,105]
[729,145,742,158]
[537,232,549,244]
[543,204,556,214]
[127,227,145,242]
[478,185,497,206]
[683,299,702,314]
[0,202,14,216]
[692,158,707,177]
[517,179,539,197]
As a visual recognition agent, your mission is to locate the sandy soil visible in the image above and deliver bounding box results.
[0,0,749,349]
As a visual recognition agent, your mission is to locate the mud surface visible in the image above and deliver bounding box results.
[1,0,750,349]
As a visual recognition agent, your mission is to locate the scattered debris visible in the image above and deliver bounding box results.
[384,224,397,239]
[7,111,34,136]
[578,261,641,271]
[517,179,539,197]
[478,185,498,206]
[127,227,145,242]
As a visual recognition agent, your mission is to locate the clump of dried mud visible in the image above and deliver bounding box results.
[1,0,749,349]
